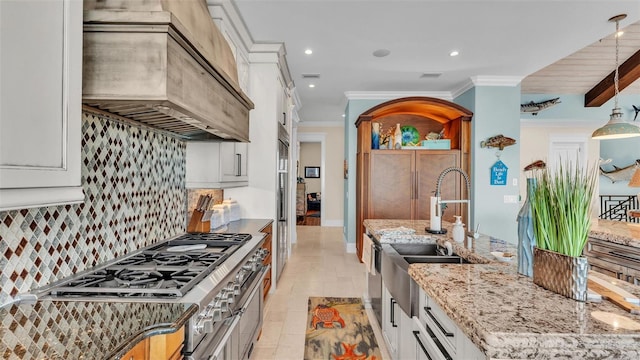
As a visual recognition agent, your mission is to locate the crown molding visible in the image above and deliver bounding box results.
[344,91,452,101]
[471,75,524,87]
[452,76,525,99]
[206,0,253,54]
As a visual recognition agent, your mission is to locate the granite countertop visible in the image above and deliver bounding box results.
[0,301,196,360]
[0,218,273,360]
[365,219,640,359]
[589,219,640,249]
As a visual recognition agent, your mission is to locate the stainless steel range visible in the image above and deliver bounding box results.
[31,232,269,360]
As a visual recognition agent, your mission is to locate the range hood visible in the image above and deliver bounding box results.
[82,0,253,141]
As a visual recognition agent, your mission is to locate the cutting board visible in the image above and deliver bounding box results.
[588,279,640,315]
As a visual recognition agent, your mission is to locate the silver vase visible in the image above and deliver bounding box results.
[533,247,588,302]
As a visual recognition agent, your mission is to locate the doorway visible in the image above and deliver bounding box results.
[296,133,326,226]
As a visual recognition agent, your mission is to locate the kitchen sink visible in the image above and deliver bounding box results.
[390,243,438,256]
[381,242,472,317]
[403,255,469,264]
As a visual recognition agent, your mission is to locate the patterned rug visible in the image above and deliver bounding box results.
[304,297,381,360]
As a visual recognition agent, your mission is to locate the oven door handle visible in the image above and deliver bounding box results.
[209,314,241,360]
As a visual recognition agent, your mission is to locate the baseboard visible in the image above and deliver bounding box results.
[345,242,356,253]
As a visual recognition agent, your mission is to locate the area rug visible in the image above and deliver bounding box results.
[304,297,381,360]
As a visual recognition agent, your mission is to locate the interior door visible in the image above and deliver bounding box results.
[415,151,460,222]
[370,151,414,219]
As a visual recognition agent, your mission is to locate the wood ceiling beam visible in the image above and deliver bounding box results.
[585,49,640,107]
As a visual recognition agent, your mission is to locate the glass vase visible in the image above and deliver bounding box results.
[371,122,380,149]
[517,177,536,277]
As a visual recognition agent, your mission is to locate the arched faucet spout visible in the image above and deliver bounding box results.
[431,167,475,237]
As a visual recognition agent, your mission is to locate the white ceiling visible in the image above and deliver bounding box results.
[233,0,640,123]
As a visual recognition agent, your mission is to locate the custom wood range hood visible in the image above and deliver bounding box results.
[82,0,254,141]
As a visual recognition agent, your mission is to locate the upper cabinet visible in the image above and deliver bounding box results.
[0,0,84,211]
[186,142,249,188]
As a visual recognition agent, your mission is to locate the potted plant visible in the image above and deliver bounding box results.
[529,159,598,301]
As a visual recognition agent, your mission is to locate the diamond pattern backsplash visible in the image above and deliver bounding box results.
[0,112,186,305]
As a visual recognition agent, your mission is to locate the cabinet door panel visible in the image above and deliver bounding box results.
[370,151,413,219]
[0,0,83,210]
[415,151,460,221]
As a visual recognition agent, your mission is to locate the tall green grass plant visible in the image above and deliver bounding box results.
[529,160,598,257]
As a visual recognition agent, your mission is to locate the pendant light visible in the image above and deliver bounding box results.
[591,14,640,140]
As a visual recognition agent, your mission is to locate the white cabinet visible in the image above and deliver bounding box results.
[220,142,248,182]
[186,142,249,188]
[415,287,485,360]
[0,0,84,211]
[382,281,415,360]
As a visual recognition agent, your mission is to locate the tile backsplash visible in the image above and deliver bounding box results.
[0,112,187,305]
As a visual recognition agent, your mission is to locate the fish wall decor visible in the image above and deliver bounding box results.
[599,159,640,183]
[480,134,516,150]
[523,160,546,171]
[521,97,561,115]
[633,105,640,121]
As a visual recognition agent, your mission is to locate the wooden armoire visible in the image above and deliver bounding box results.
[355,97,473,261]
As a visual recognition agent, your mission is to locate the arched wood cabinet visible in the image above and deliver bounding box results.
[355,97,473,261]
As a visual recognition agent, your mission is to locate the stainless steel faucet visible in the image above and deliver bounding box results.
[433,167,478,237]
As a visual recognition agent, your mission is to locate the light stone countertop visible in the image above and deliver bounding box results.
[589,219,640,249]
[364,219,640,359]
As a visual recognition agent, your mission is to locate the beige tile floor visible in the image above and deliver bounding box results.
[252,226,391,360]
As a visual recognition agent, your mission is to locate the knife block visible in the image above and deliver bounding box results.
[187,210,205,233]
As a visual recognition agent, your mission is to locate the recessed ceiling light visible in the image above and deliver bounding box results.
[309,84,315,88]
[450,50,459,57]
[342,114,345,117]
[373,49,391,57]
[305,49,313,55]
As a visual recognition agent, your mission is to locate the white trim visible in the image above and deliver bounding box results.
[452,76,524,99]
[344,91,452,101]
[290,87,302,111]
[298,121,344,128]
[297,132,326,224]
[0,187,84,212]
[470,75,524,87]
[206,0,254,54]
[345,241,356,254]
[451,80,475,99]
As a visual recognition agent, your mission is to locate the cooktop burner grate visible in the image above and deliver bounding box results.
[47,233,253,299]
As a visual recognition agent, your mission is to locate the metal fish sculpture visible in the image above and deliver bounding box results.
[521,97,561,115]
[599,159,640,183]
[523,160,546,171]
[480,134,516,150]
[633,105,640,121]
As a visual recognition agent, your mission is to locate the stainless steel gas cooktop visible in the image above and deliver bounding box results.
[37,233,253,300]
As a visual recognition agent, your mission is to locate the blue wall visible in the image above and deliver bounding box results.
[455,85,522,243]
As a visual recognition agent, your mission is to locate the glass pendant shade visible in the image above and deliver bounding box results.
[592,108,640,140]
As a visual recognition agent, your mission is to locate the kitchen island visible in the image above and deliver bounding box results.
[365,219,640,359]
